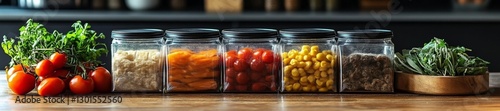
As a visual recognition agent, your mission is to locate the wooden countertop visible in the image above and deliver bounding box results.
[1,71,499,110]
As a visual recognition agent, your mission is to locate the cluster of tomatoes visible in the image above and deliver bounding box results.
[7,52,112,96]
[224,48,279,92]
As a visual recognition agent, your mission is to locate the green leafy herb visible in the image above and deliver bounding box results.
[394,37,489,76]
[1,19,107,75]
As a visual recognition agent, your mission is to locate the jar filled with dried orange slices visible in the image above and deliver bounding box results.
[165,28,221,92]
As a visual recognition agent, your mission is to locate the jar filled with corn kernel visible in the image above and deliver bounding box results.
[279,28,337,93]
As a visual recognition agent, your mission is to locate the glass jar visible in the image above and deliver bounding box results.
[111,29,164,92]
[165,28,221,92]
[222,28,279,92]
[279,28,337,93]
[337,29,394,93]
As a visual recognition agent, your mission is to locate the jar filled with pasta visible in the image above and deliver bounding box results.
[111,29,165,92]
[279,28,337,93]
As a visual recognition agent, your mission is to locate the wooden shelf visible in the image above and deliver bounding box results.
[1,71,500,110]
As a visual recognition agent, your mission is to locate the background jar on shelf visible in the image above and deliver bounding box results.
[279,28,337,93]
[222,28,280,92]
[165,28,221,92]
[111,29,165,92]
[337,29,395,93]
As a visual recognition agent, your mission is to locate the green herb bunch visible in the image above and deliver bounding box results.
[1,19,107,74]
[394,37,489,76]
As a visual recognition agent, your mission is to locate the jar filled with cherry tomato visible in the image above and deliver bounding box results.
[279,28,337,93]
[111,29,164,92]
[222,28,280,92]
[165,28,221,92]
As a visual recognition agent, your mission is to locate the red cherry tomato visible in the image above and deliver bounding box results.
[225,56,238,68]
[226,83,236,91]
[226,50,237,57]
[225,68,238,78]
[49,52,67,69]
[253,49,264,59]
[8,71,35,95]
[251,83,267,91]
[69,75,94,95]
[90,67,112,93]
[250,58,265,71]
[233,59,249,72]
[261,50,274,64]
[250,72,263,82]
[237,48,253,61]
[236,85,247,91]
[7,64,23,80]
[35,60,55,77]
[37,77,65,96]
[265,75,273,82]
[236,72,250,85]
[52,69,69,78]
[225,77,235,84]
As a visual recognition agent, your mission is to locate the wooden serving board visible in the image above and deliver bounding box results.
[396,72,489,95]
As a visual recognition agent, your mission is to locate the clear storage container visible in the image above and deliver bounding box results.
[111,29,164,92]
[222,28,279,92]
[279,28,337,93]
[337,29,394,93]
[165,28,221,92]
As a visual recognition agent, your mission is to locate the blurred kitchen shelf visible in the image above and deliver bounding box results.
[1,6,500,22]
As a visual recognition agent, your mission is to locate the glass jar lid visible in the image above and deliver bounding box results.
[337,29,393,39]
[112,29,164,39]
[165,28,220,39]
[279,28,336,38]
[222,28,277,38]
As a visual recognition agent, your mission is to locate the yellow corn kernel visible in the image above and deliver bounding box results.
[298,68,306,75]
[313,62,321,70]
[307,75,316,83]
[284,66,293,76]
[284,77,289,83]
[322,50,332,54]
[309,50,319,57]
[311,46,320,52]
[310,85,318,92]
[319,67,327,71]
[297,62,306,68]
[292,76,300,81]
[327,68,334,75]
[293,83,301,91]
[314,70,321,78]
[302,45,311,51]
[320,71,328,78]
[291,68,299,77]
[283,58,291,65]
[320,77,329,81]
[320,61,330,68]
[282,52,288,59]
[302,86,311,92]
[300,76,308,83]
[300,82,309,86]
[318,88,328,92]
[285,85,293,91]
[304,61,313,70]
[326,79,334,87]
[316,53,326,61]
[295,55,303,61]
[306,68,315,74]
[303,55,310,61]
[288,51,296,59]
[326,54,333,61]
[289,59,298,67]
[316,80,324,87]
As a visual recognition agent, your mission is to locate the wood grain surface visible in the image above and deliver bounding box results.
[1,71,499,110]
[397,72,490,95]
